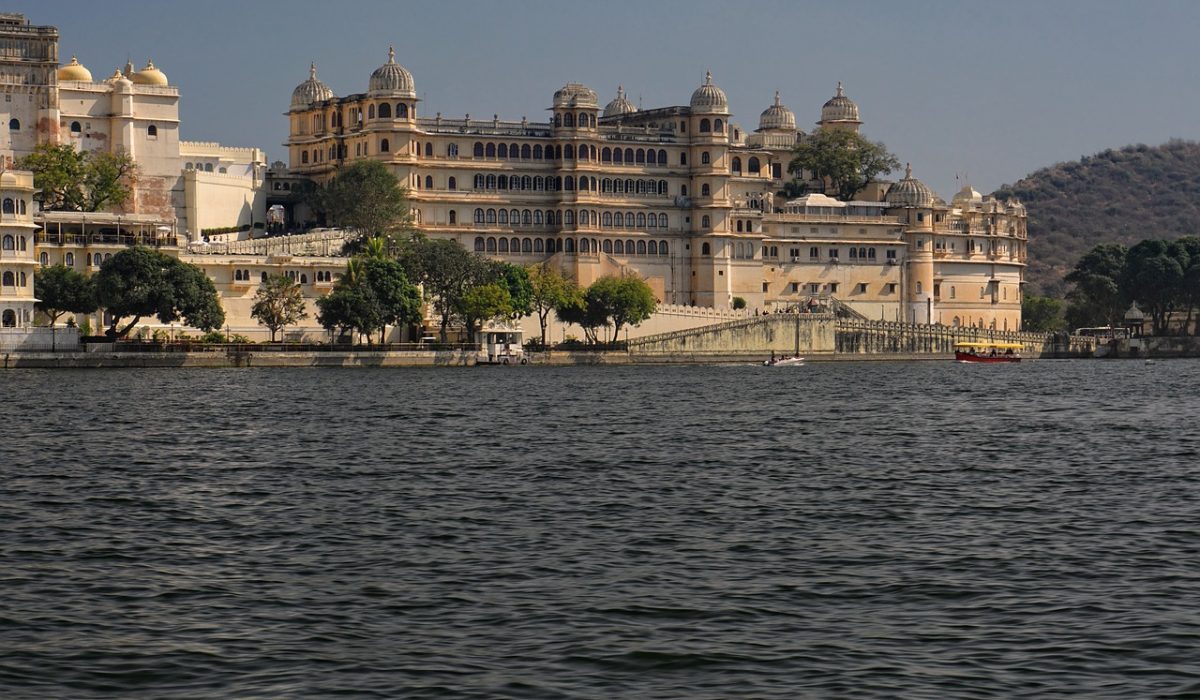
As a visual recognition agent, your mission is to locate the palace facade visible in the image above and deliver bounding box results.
[284,50,1028,330]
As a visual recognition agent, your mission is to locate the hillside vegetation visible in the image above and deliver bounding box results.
[991,140,1200,296]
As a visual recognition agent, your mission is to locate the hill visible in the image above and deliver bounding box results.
[991,140,1200,297]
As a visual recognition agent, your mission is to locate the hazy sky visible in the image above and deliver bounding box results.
[17,0,1200,198]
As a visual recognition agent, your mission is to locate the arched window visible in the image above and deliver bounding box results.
[701,242,711,256]
[534,238,545,253]
[659,214,668,228]
[614,239,625,254]
[731,157,742,173]
[498,209,509,224]
[498,238,509,252]
[637,213,646,227]
[262,271,269,282]
[714,118,723,133]
[648,240,658,255]
[486,209,497,223]
[302,151,309,164]
[603,212,613,227]
[624,212,635,227]
[699,118,711,133]
[38,252,47,266]
[70,121,82,134]
[368,104,376,120]
[579,238,589,253]
[522,210,532,225]
[498,175,508,190]
[147,124,157,138]
[916,281,923,295]
[522,238,532,253]
[486,237,497,252]
[737,220,744,233]
[379,103,393,119]
[65,252,75,267]
[449,210,457,225]
[564,210,575,225]
[748,157,760,173]
[486,143,496,158]
[425,175,433,189]
[1,199,12,214]
[533,145,543,159]
[658,149,667,165]
[474,142,484,157]
[613,148,623,164]
[534,210,544,225]
[701,152,710,165]
[563,113,574,127]
[474,209,485,224]
[0,309,13,327]
[702,215,711,229]
[636,149,645,164]
[486,174,496,189]
[601,147,612,163]
[498,143,508,159]
[659,240,668,255]
[398,103,408,118]
[702,184,711,196]
[624,148,634,163]
[448,176,456,190]
[425,143,433,157]
[564,238,575,253]
[602,239,613,253]
[474,174,485,189]
[2,271,13,285]
[564,144,574,160]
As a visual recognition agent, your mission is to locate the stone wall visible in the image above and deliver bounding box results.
[0,327,79,352]
[627,313,836,358]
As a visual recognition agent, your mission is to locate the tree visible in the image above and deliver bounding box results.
[1064,243,1128,329]
[585,275,657,343]
[94,246,224,337]
[315,255,422,343]
[1021,294,1064,332]
[18,143,137,212]
[786,129,900,201]
[400,237,490,341]
[251,273,308,342]
[34,265,97,326]
[311,160,411,245]
[455,283,513,340]
[554,284,604,344]
[360,256,423,343]
[494,262,533,319]
[527,263,577,346]
[1122,239,1184,335]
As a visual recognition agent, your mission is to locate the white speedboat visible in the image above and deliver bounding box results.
[763,355,805,367]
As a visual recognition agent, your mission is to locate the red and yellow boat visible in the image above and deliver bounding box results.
[954,341,1023,363]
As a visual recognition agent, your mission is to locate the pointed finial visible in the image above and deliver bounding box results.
[309,62,317,79]
[905,162,912,179]
[774,90,781,105]
[387,46,396,63]
[617,85,624,99]
[705,71,713,85]
[836,81,844,97]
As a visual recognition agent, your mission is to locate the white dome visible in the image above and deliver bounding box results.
[553,82,598,109]
[952,184,983,205]
[291,63,334,110]
[368,47,416,98]
[758,91,796,131]
[603,85,636,117]
[689,71,728,114]
[820,82,860,124]
[886,164,936,208]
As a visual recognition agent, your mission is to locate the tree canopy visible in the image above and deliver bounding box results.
[310,160,411,246]
[34,265,97,326]
[786,129,899,201]
[586,275,657,343]
[398,237,492,341]
[316,254,422,343]
[527,263,578,346]
[18,143,137,212]
[251,273,308,342]
[94,246,224,337]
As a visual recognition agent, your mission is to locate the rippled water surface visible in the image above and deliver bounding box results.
[3,360,1200,699]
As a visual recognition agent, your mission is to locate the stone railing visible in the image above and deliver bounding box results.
[188,229,351,256]
[834,319,1058,355]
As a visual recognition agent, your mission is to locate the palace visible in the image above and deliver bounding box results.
[1,10,1028,337]
[284,50,1028,330]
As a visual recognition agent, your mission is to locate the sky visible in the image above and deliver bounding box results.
[16,0,1200,198]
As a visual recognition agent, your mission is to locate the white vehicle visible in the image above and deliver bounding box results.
[476,324,527,365]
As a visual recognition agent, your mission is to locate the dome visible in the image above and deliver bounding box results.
[291,63,334,110]
[0,171,19,188]
[820,81,860,124]
[368,47,416,97]
[758,91,796,131]
[690,71,728,113]
[886,164,937,208]
[131,60,168,86]
[603,85,636,117]
[553,82,598,109]
[107,68,133,90]
[952,184,983,205]
[57,55,92,82]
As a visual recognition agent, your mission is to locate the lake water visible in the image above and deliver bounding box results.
[2,360,1199,699]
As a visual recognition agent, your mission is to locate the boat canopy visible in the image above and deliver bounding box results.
[954,341,1024,350]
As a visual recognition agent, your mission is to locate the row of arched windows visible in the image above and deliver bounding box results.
[185,163,227,173]
[1,270,28,286]
[697,118,725,134]
[474,236,669,256]
[1,199,28,216]
[734,220,756,233]
[366,103,410,120]
[472,208,670,229]
[553,112,597,128]
[1,234,27,250]
[600,178,669,196]
[730,156,761,174]
[1,308,20,327]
